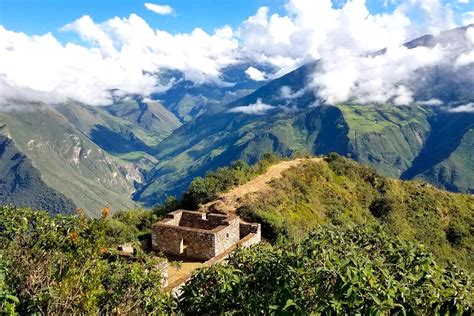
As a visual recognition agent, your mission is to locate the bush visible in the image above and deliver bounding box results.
[0,205,173,314]
[0,254,18,315]
[153,196,179,217]
[179,225,473,315]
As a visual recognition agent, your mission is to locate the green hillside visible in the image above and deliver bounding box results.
[0,97,186,215]
[336,104,432,177]
[401,112,474,193]
[104,99,181,140]
[136,105,351,204]
[0,106,144,216]
[0,133,76,214]
[235,155,474,270]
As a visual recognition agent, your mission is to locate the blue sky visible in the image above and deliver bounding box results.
[2,0,471,43]
[3,0,287,37]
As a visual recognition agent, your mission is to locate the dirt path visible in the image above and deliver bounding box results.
[201,158,322,213]
[167,261,203,286]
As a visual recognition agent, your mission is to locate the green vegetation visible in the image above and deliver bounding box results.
[180,225,473,315]
[137,105,350,205]
[104,99,181,142]
[338,104,429,138]
[0,206,173,314]
[0,105,142,216]
[1,154,473,314]
[402,113,474,194]
[149,153,279,214]
[0,135,76,215]
[238,154,474,269]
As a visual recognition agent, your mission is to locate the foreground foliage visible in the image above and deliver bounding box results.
[180,225,473,315]
[0,206,173,315]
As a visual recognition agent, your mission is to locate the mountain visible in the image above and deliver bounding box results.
[151,63,275,122]
[0,100,180,215]
[0,26,472,212]
[104,99,181,140]
[0,132,76,214]
[0,64,272,214]
[136,25,474,204]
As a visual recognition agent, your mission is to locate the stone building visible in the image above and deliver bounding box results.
[152,210,261,261]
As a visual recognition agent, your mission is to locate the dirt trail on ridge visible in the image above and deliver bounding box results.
[201,158,322,213]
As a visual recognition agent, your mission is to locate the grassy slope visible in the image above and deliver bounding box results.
[238,157,473,270]
[104,100,181,140]
[401,111,474,193]
[0,108,139,216]
[415,128,474,193]
[339,104,432,178]
[0,134,76,214]
[140,102,472,205]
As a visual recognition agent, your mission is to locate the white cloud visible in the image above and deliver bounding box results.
[236,0,462,106]
[0,0,469,108]
[455,26,474,66]
[280,86,306,99]
[228,98,274,114]
[245,66,266,81]
[0,15,238,106]
[144,3,173,15]
[463,12,474,26]
[448,102,474,112]
[313,44,446,105]
[417,98,444,106]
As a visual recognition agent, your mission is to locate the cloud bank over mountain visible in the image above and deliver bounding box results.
[0,0,472,108]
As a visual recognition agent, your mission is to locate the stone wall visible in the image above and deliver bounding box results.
[156,260,169,288]
[213,215,240,256]
[240,221,261,238]
[152,224,216,260]
[152,211,260,261]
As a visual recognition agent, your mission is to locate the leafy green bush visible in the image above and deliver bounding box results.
[106,209,157,244]
[0,205,173,314]
[179,225,473,315]
[0,254,18,315]
[152,196,179,217]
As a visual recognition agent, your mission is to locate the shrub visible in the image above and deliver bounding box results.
[0,205,173,314]
[0,254,18,315]
[179,225,473,315]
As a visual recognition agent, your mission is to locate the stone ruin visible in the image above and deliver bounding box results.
[152,210,261,261]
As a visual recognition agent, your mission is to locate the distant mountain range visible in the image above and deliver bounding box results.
[0,26,472,215]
